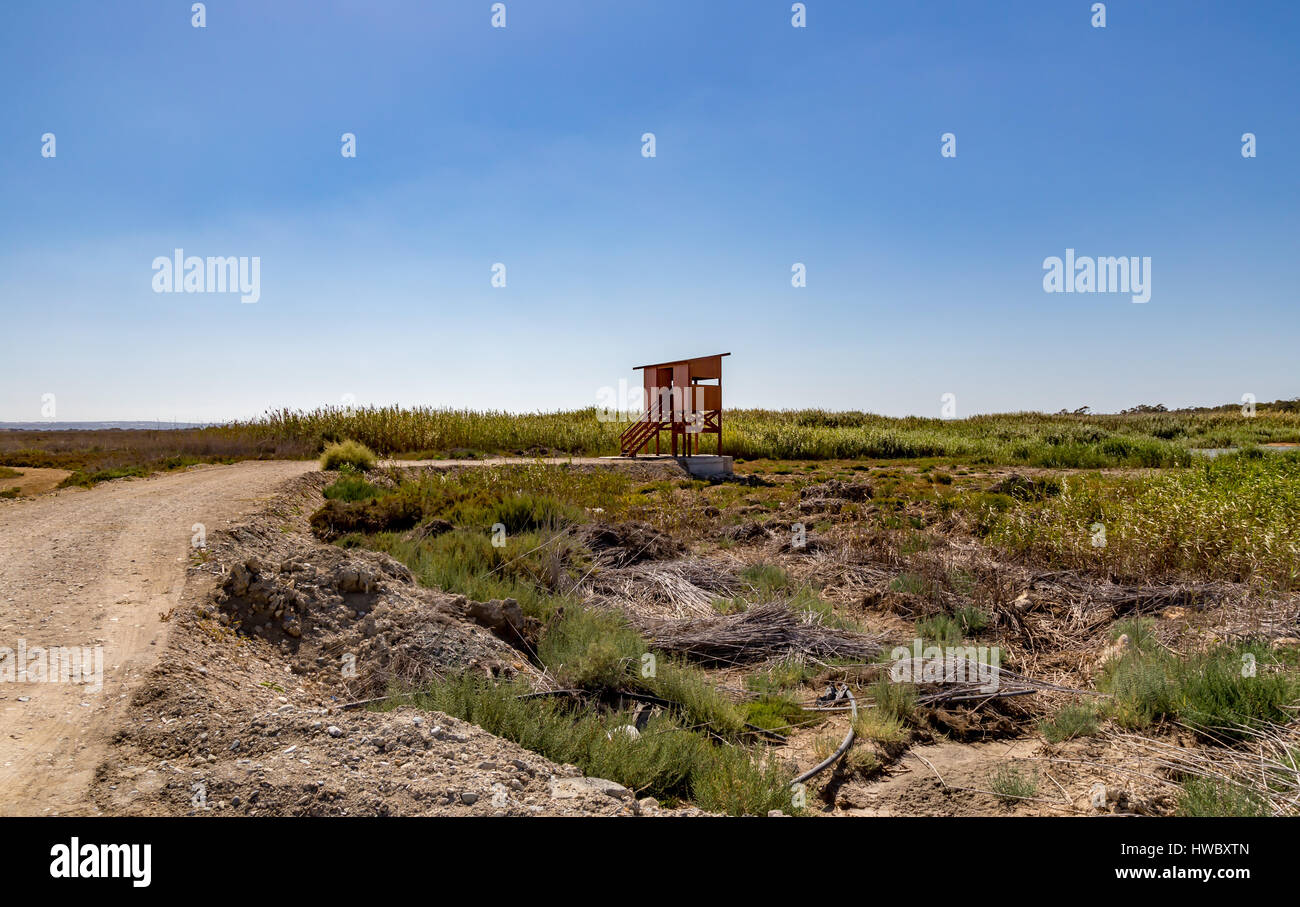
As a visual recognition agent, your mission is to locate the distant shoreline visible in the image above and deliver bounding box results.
[0,422,212,431]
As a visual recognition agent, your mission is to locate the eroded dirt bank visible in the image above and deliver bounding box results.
[89,468,696,816]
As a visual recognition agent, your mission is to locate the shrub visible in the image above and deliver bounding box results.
[1099,641,1298,739]
[402,674,794,815]
[322,472,384,502]
[747,656,818,693]
[309,496,422,540]
[744,693,818,733]
[853,709,909,755]
[1177,778,1270,817]
[489,492,581,534]
[916,614,963,647]
[989,765,1039,802]
[953,604,989,635]
[740,563,791,598]
[320,440,377,471]
[646,659,748,738]
[537,607,645,690]
[870,677,917,723]
[1039,702,1101,743]
[889,573,928,595]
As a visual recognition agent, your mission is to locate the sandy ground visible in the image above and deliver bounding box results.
[0,466,72,497]
[0,461,317,815]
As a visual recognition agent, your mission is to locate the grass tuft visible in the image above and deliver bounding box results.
[320,439,377,471]
[989,765,1039,802]
[1039,702,1102,743]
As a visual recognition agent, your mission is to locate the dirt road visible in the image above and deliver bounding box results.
[0,460,317,815]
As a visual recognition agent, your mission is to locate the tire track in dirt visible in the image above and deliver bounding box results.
[0,460,317,815]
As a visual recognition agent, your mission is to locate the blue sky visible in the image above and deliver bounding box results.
[1,0,1297,422]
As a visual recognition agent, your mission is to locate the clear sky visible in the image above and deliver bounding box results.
[1,1,1296,422]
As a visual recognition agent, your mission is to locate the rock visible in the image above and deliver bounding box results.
[228,562,252,597]
[334,565,380,594]
[549,776,632,801]
[464,598,540,649]
[459,791,479,805]
[327,726,344,738]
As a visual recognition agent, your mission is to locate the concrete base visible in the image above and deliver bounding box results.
[600,454,734,478]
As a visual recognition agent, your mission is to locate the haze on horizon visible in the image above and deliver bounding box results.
[2,1,1297,424]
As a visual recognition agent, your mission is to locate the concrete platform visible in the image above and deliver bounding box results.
[599,454,734,478]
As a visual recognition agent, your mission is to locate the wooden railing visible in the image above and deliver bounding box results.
[619,409,668,456]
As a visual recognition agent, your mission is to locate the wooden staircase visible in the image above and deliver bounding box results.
[619,410,669,456]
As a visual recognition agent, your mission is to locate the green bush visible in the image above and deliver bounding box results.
[646,659,748,738]
[747,657,818,693]
[916,614,963,647]
[323,472,384,502]
[1039,703,1101,743]
[320,439,377,471]
[402,674,794,815]
[953,604,989,635]
[1099,641,1298,739]
[1177,778,1270,817]
[739,563,791,598]
[538,607,645,690]
[744,693,817,733]
[989,765,1039,802]
[889,573,928,595]
[871,677,917,723]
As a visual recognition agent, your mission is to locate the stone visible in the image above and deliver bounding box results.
[549,776,632,801]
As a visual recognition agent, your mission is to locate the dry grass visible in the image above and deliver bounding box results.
[643,602,884,665]
[978,453,1300,590]
[0,427,314,486]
